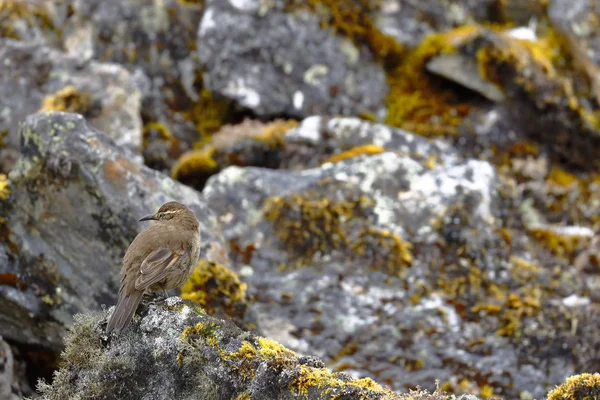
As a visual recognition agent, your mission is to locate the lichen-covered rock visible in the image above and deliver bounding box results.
[0,112,224,360]
[36,297,480,400]
[63,0,217,169]
[198,0,388,119]
[0,39,143,172]
[200,116,600,399]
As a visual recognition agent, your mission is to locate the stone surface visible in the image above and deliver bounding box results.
[198,0,388,118]
[0,112,223,356]
[0,39,142,172]
[36,296,479,400]
[201,116,600,399]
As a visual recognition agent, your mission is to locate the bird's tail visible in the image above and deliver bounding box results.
[105,291,144,335]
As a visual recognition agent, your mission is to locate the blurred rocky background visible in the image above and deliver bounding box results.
[1,0,600,399]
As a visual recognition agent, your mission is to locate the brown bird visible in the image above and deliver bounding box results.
[106,201,201,334]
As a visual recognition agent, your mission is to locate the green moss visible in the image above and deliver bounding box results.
[547,373,600,400]
[324,144,385,163]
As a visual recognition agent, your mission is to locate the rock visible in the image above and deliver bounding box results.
[200,116,600,398]
[0,112,224,363]
[198,0,388,119]
[0,40,143,172]
[426,54,505,102]
[36,296,477,400]
[64,0,212,167]
[0,337,20,400]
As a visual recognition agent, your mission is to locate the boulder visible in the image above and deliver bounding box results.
[36,297,478,400]
[198,0,388,118]
[0,111,223,359]
[201,116,600,399]
[0,40,142,172]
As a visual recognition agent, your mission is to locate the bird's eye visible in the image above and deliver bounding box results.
[157,213,163,219]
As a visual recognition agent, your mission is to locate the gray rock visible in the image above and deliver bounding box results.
[0,337,19,400]
[426,54,505,102]
[36,297,473,400]
[201,116,600,398]
[198,0,388,118]
[1,112,222,354]
[0,40,142,172]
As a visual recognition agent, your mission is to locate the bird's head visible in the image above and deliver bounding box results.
[139,201,199,229]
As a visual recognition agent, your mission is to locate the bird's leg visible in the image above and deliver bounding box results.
[162,284,169,299]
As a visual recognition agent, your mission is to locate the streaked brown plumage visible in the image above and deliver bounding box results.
[106,201,201,335]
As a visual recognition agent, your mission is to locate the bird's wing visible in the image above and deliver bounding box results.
[135,248,182,290]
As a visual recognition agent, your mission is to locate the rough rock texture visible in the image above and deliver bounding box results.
[0,39,143,172]
[0,336,23,400]
[37,297,480,400]
[201,116,600,399]
[63,0,210,166]
[0,112,223,357]
[198,0,388,118]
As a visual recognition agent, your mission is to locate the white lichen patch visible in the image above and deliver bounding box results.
[285,116,322,145]
[223,78,261,108]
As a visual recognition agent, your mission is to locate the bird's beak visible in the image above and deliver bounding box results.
[139,214,158,222]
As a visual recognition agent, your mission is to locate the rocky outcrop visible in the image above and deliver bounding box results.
[36,297,479,400]
[0,40,142,172]
[198,0,388,118]
[200,116,600,399]
[0,112,223,359]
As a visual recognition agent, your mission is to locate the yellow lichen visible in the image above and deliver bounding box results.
[39,86,93,115]
[0,174,9,201]
[479,384,494,398]
[547,373,600,400]
[182,73,232,141]
[253,120,299,148]
[529,228,590,259]
[142,121,175,148]
[385,26,481,137]
[290,365,391,398]
[180,260,247,317]
[0,0,56,40]
[324,144,384,163]
[257,337,295,358]
[284,0,402,67]
[547,166,578,187]
[171,146,218,181]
